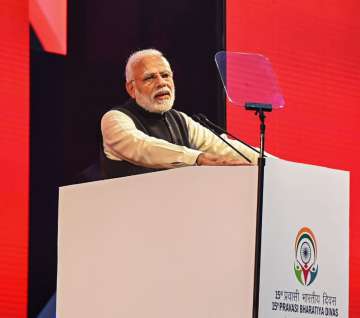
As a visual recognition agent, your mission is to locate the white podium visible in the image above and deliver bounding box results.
[57,158,349,318]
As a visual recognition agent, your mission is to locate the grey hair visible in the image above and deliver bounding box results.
[125,49,165,82]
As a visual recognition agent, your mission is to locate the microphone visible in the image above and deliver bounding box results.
[197,113,261,155]
[192,114,251,163]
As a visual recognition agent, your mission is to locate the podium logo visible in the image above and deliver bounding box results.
[294,227,319,286]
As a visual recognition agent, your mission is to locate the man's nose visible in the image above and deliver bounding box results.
[154,74,167,86]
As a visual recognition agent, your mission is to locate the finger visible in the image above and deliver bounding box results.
[225,160,253,166]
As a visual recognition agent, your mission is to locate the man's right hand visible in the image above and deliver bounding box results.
[196,153,252,166]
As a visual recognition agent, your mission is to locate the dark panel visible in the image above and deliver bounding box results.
[29,51,65,317]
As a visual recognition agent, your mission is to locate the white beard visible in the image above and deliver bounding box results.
[134,87,175,113]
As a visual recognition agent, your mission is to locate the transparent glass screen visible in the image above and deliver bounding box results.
[215,51,285,109]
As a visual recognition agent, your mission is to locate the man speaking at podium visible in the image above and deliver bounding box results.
[100,49,259,178]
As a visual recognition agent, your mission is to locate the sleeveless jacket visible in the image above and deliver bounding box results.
[100,99,191,179]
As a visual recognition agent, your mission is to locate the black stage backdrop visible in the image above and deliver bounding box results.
[29,0,225,317]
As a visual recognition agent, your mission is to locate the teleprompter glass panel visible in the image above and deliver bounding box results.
[215,51,285,109]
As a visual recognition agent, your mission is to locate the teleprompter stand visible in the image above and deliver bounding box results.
[245,102,272,318]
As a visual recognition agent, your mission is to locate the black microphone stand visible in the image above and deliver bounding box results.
[245,102,272,318]
[192,115,252,163]
[197,113,262,155]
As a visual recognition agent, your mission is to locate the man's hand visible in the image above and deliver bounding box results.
[196,152,252,166]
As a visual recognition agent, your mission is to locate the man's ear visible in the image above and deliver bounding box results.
[126,81,136,98]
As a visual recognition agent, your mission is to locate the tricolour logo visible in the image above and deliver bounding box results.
[294,227,319,286]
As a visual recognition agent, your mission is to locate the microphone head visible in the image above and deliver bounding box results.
[197,114,224,134]
[197,113,208,122]
[192,114,201,122]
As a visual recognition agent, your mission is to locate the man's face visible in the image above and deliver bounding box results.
[126,55,175,113]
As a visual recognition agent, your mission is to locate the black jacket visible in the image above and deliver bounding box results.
[100,99,191,179]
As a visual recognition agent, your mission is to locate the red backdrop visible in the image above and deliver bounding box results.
[0,1,29,317]
[227,0,360,316]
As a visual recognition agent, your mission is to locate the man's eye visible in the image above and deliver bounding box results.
[144,75,155,82]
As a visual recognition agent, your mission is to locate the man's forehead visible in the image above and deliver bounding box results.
[133,56,172,75]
